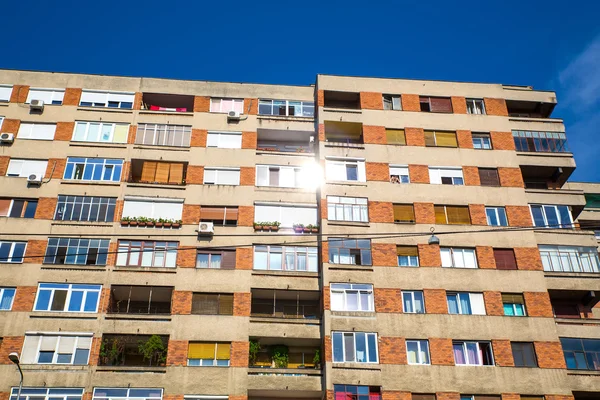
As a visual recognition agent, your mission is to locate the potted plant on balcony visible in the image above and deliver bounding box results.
[146,218,156,227]
[163,219,172,228]
[310,224,319,233]
[155,218,164,228]
[254,222,265,231]
[313,349,321,369]
[249,339,261,367]
[270,344,289,369]
[270,221,281,232]
[304,224,313,233]
[120,216,131,227]
[129,217,139,227]
[172,219,182,228]
[138,334,167,367]
[137,217,148,227]
[100,337,124,366]
[293,223,305,233]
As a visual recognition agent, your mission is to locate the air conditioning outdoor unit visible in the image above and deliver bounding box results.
[198,221,215,235]
[30,99,44,111]
[27,174,43,185]
[0,133,14,143]
[227,110,241,120]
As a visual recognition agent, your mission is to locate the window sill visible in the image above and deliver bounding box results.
[61,181,121,186]
[256,150,315,157]
[327,221,370,228]
[322,107,362,114]
[533,228,589,235]
[516,151,574,158]
[325,180,368,187]
[324,143,365,150]
[544,271,600,279]
[41,265,106,271]
[257,115,314,122]
[252,270,318,278]
[555,317,600,325]
[248,367,321,376]
[105,314,172,322]
[255,186,313,193]
[250,316,321,325]
[77,106,133,114]
[566,370,600,376]
[326,264,373,272]
[126,182,186,190]
[96,365,167,373]
[330,311,375,318]
[51,221,113,227]
[331,363,381,371]
[69,142,127,149]
[30,312,98,320]
[133,145,190,152]
[0,102,8,107]
[112,266,177,273]
[21,364,89,371]
[139,110,193,116]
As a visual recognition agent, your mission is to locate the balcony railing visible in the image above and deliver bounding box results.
[251,300,320,319]
[513,131,570,153]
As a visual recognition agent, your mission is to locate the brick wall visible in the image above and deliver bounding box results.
[240,167,255,186]
[469,204,488,225]
[133,92,142,110]
[534,341,567,368]
[191,129,207,147]
[463,166,481,186]
[318,123,325,141]
[0,337,24,364]
[482,291,503,316]
[172,291,192,315]
[524,292,553,317]
[405,127,425,146]
[424,289,447,314]
[244,98,258,115]
[233,292,251,316]
[506,206,533,227]
[317,90,324,107]
[381,392,411,400]
[430,338,454,365]
[372,243,397,266]
[98,288,111,313]
[186,165,204,184]
[230,341,249,367]
[514,247,543,271]
[242,131,257,149]
[182,204,201,225]
[34,197,57,219]
[194,96,211,112]
[360,92,383,110]
[0,156,9,175]
[418,244,441,267]
[436,394,460,400]
[324,335,332,362]
[53,122,75,141]
[63,88,82,106]
[235,248,252,270]
[456,130,473,148]
[363,125,386,144]
[166,340,188,366]
[379,337,407,364]
[491,131,516,151]
[89,337,102,365]
[237,206,254,227]
[545,396,575,400]
[414,203,435,224]
[484,98,508,116]
[500,394,520,400]
[451,97,467,114]
[499,167,525,187]
[10,85,29,103]
[12,286,36,311]
[375,288,403,313]
[45,158,66,179]
[25,239,47,263]
[408,164,429,183]
[323,285,330,310]
[476,246,496,269]
[366,162,389,181]
[121,162,130,183]
[128,125,137,144]
[401,94,420,112]
[369,201,394,223]
[176,246,197,268]
[1,119,20,133]
[492,340,515,366]
[106,242,118,267]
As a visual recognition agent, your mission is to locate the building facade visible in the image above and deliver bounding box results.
[0,69,598,400]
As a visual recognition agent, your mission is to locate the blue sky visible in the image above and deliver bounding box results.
[1,1,599,181]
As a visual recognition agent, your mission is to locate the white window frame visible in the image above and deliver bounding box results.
[26,88,66,105]
[539,245,600,273]
[0,287,16,310]
[72,121,129,144]
[203,168,240,185]
[11,388,84,400]
[187,342,231,366]
[441,247,478,269]
[21,333,93,365]
[383,95,402,110]
[254,203,317,228]
[472,133,492,149]
[116,241,178,268]
[0,116,4,129]
[429,167,464,185]
[390,165,410,184]
[530,204,573,228]
[210,98,244,114]
[0,241,27,263]
[446,292,486,315]
[453,341,494,366]
[63,157,123,182]
[325,158,366,182]
[206,131,242,149]
[6,159,48,178]
[330,283,374,312]
[406,339,430,365]
[258,99,315,117]
[33,283,102,313]
[402,290,425,314]
[397,248,419,267]
[136,123,192,147]
[253,245,318,272]
[79,90,135,109]
[466,98,486,115]
[17,122,57,140]
[485,206,508,226]
[121,197,184,221]
[256,165,306,188]
[0,85,12,102]
[92,388,163,400]
[332,331,379,363]
[327,196,369,222]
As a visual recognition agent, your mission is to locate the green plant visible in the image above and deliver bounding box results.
[137,216,149,223]
[138,335,167,366]
[312,349,320,367]
[272,221,281,227]
[121,216,131,222]
[158,218,166,223]
[293,223,305,229]
[269,344,289,368]
[249,339,261,366]
[101,337,124,366]
[174,219,183,225]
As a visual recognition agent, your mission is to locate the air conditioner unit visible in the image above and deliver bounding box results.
[227,110,241,120]
[27,174,43,185]
[30,99,44,111]
[0,133,14,143]
[198,221,215,234]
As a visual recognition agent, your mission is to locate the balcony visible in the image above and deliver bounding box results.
[98,334,168,370]
[323,91,360,110]
[141,92,194,113]
[324,121,364,148]
[256,128,314,155]
[108,285,172,317]
[128,159,187,186]
[521,164,574,190]
[506,99,555,118]
[550,289,599,322]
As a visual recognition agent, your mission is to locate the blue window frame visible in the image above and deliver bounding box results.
[561,337,600,371]
[63,158,123,182]
[10,387,84,400]
[486,207,508,226]
[0,241,27,263]
[34,283,101,312]
[530,204,572,228]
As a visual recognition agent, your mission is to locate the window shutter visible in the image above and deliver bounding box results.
[224,207,238,221]
[216,343,231,359]
[397,246,418,257]
[501,293,524,304]
[168,163,184,184]
[201,207,226,220]
[78,336,93,349]
[21,335,40,364]
[40,335,58,351]
[470,293,486,315]
[221,250,236,269]
[0,199,11,216]
[434,132,458,147]
[193,294,219,314]
[188,342,215,359]
[218,294,234,315]
[393,204,415,222]
[58,336,76,353]
[412,395,436,400]
[386,129,406,145]
[434,206,447,224]
[494,249,517,270]
[141,161,157,182]
[479,168,500,186]
[424,131,436,146]
[446,206,471,224]
[429,97,453,113]
[154,163,170,183]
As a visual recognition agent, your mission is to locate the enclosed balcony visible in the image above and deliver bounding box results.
[108,285,173,315]
[520,164,575,190]
[98,334,168,369]
[141,92,194,113]
[323,91,360,110]
[506,99,555,118]
[128,159,187,186]
[256,128,314,154]
[550,289,599,321]
[324,121,364,148]
[251,289,320,320]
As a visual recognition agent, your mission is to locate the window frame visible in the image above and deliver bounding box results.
[424,130,458,147]
[79,90,134,109]
[406,339,430,365]
[92,388,163,400]
[34,283,102,313]
[135,123,192,147]
[22,333,92,365]
[402,290,425,314]
[478,168,500,187]
[0,241,27,263]
[453,341,494,366]
[206,131,243,149]
[54,195,116,222]
[187,342,231,366]
[397,246,419,267]
[196,250,235,269]
[191,293,234,315]
[116,241,178,268]
[529,204,573,228]
[253,245,318,272]
[502,293,526,316]
[11,388,85,400]
[383,95,402,111]
[256,164,305,188]
[435,205,471,225]
[0,287,16,310]
[390,165,410,184]
[203,167,241,185]
[63,157,123,182]
[258,99,314,117]
[446,292,486,315]
[472,133,492,149]
[485,207,508,226]
[561,337,600,371]
[327,196,369,223]
[332,331,379,363]
[539,245,600,273]
[325,158,366,182]
[511,342,538,368]
[6,159,48,178]
[72,121,129,144]
[44,238,110,266]
[328,238,372,266]
[210,98,244,114]
[0,198,38,219]
[466,98,486,115]
[330,283,374,312]
[441,247,478,269]
[17,122,57,140]
[26,88,66,105]
[429,167,464,185]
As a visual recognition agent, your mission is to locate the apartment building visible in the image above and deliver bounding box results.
[0,69,597,400]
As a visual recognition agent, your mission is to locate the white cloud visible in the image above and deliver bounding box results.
[559,34,600,110]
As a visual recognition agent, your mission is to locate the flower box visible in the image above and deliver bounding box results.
[172,223,181,228]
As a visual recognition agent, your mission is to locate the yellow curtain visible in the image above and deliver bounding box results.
[113,125,128,143]
[188,342,215,359]
[140,161,157,182]
[397,246,418,256]
[446,206,471,224]
[435,132,458,147]
[216,343,231,360]
[168,163,184,184]
[393,204,415,222]
[434,206,447,224]
[424,131,436,146]
[386,129,406,145]
[155,163,170,183]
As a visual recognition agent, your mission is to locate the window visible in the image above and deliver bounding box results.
[402,290,424,313]
[513,130,570,153]
[435,205,471,225]
[326,158,366,182]
[109,285,172,314]
[254,245,318,271]
[256,165,306,188]
[6,159,48,178]
[0,287,15,310]
[397,246,419,267]
[200,206,238,226]
[393,204,415,223]
[478,168,500,186]
[329,239,372,266]
[429,167,464,185]
[424,130,458,147]
[447,292,486,315]
[192,293,233,315]
[197,250,236,269]
[80,90,134,109]
[0,85,12,102]
[254,204,317,228]
[121,197,184,221]
[136,123,191,147]
[441,248,478,269]
[34,283,101,312]
[327,196,368,223]
[472,133,492,149]
[54,195,116,222]
[561,337,600,371]
[204,168,240,185]
[207,131,242,148]
[493,249,517,270]
[0,241,26,263]
[406,340,430,365]
[466,99,486,115]
[11,388,84,400]
[210,98,244,114]
[187,342,231,366]
[21,333,92,365]
[116,241,178,268]
[17,123,56,140]
[389,165,409,184]
[332,332,378,363]
[64,158,122,182]
[511,342,537,367]
[485,207,507,226]
[26,88,65,105]
[93,388,163,400]
[72,121,129,143]
[539,245,600,273]
[530,205,573,228]
[420,96,453,113]
[330,283,374,312]
[136,161,185,184]
[383,95,401,110]
[258,99,314,117]
[0,198,38,218]
[385,128,406,145]
[333,386,381,400]
[44,238,110,266]
[453,341,494,365]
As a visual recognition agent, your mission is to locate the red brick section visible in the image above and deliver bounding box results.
[176,246,196,268]
[0,392,10,400]
[430,338,454,365]
[194,96,211,112]
[229,396,247,400]
[230,341,249,367]
[54,122,74,141]
[182,204,201,225]
[127,125,137,144]
[375,288,403,313]
[424,289,447,314]
[234,292,251,316]
[484,291,504,316]
[89,337,101,365]
[0,337,24,364]
[363,125,386,144]
[414,203,435,224]
[379,337,407,364]
[1,119,20,133]
[106,242,118,267]
[514,247,543,271]
[469,204,488,225]
[191,129,207,147]
[172,291,192,315]
[63,88,82,106]
[545,396,574,400]
[451,97,467,114]
[436,394,460,400]
[186,165,204,184]
[0,156,9,175]
[476,246,496,269]
[491,131,516,151]
[418,244,441,267]
[484,98,509,116]
[45,158,66,179]
[25,240,47,264]
[492,340,515,366]
[114,200,124,221]
[408,164,429,184]
[34,197,57,219]
[372,243,398,266]
[236,248,252,270]
[381,392,411,400]
[323,285,330,310]
[320,198,328,220]
[499,167,525,188]
[360,92,383,110]
[133,92,142,110]
[244,98,258,115]
[324,335,332,362]
[463,166,481,186]
[10,85,29,103]
[534,341,567,368]
[164,396,185,400]
[317,90,324,107]
[240,167,255,186]
[456,130,473,148]
[166,340,188,366]
[401,94,420,112]
[366,162,389,181]
[318,123,325,141]
[98,288,111,313]
[322,242,329,262]
[506,206,533,227]
[242,131,257,149]
[12,286,36,311]
[524,292,553,317]
[369,201,394,223]
[405,127,425,146]
[500,394,520,400]
[237,206,254,227]
[121,161,130,183]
